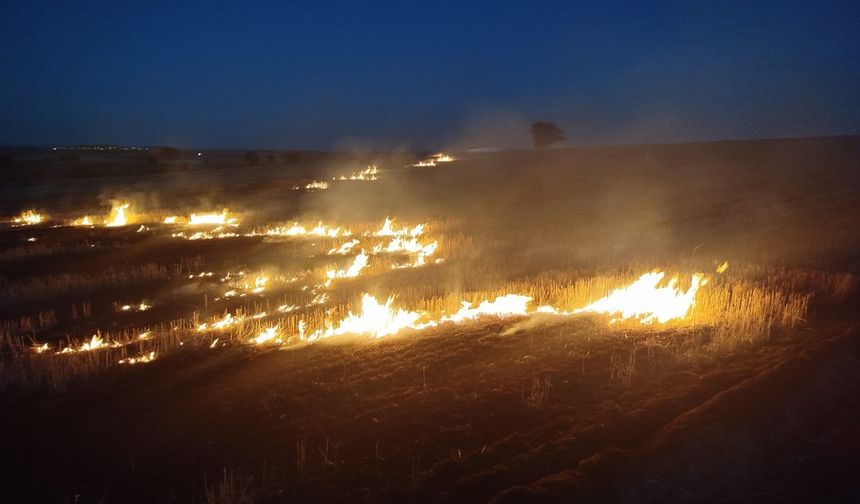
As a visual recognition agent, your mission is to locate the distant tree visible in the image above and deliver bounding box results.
[266,153,275,163]
[530,122,565,149]
[244,151,261,166]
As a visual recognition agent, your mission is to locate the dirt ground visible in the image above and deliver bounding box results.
[2,317,858,502]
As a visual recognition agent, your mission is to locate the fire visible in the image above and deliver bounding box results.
[295,270,708,343]
[302,181,329,190]
[72,216,93,226]
[574,271,706,324]
[105,202,130,227]
[328,239,360,255]
[173,230,239,240]
[253,326,281,345]
[374,236,439,268]
[717,261,729,273]
[373,217,424,237]
[119,302,151,312]
[189,210,237,226]
[336,165,379,181]
[198,312,244,332]
[305,294,424,341]
[80,334,109,351]
[252,275,269,293]
[413,153,455,167]
[168,216,432,243]
[442,294,532,322]
[59,334,117,353]
[295,293,535,343]
[325,251,369,285]
[12,210,44,225]
[264,222,351,238]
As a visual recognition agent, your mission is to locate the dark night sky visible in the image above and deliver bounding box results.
[2,0,859,150]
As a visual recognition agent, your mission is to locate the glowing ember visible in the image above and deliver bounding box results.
[574,271,706,324]
[717,261,729,273]
[163,215,179,224]
[32,342,50,354]
[105,202,130,227]
[119,352,156,365]
[12,210,44,225]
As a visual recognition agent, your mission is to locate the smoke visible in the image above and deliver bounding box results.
[444,108,532,152]
[501,313,562,336]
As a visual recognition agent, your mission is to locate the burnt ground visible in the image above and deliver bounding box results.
[1,314,858,503]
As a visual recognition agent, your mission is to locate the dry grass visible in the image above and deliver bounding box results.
[204,469,254,504]
[0,257,204,301]
[0,240,110,261]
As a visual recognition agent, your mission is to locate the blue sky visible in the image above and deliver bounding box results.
[2,0,859,149]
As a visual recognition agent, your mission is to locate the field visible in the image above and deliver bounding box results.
[1,137,859,502]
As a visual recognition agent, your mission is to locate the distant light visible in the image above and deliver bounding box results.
[197,152,202,156]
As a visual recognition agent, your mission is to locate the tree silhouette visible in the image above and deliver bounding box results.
[531,122,565,149]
